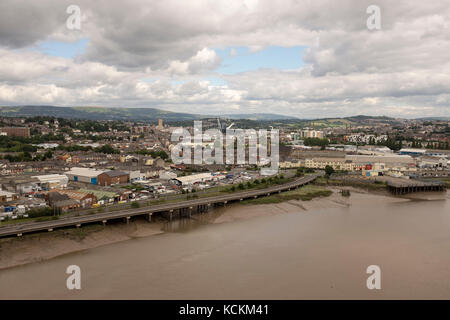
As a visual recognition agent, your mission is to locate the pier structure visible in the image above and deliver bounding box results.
[387,180,446,195]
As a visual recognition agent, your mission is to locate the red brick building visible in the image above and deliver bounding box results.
[97,170,129,186]
[0,127,30,137]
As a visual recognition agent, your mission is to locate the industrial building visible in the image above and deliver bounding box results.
[0,190,19,203]
[399,148,427,156]
[48,189,97,208]
[32,174,69,190]
[65,167,105,184]
[174,172,213,186]
[97,170,130,186]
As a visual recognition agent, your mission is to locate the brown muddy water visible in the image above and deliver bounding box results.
[0,191,449,299]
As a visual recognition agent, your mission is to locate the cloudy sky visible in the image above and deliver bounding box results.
[0,0,449,118]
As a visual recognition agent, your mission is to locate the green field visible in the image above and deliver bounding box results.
[240,184,332,205]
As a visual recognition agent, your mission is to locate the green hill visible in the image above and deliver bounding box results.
[0,105,203,121]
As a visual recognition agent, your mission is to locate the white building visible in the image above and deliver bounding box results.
[32,174,69,190]
[129,170,146,183]
[175,172,213,186]
[159,170,177,180]
[65,167,105,184]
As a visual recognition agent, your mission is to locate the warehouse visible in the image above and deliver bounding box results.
[174,172,213,186]
[345,154,414,166]
[48,189,97,208]
[97,170,130,186]
[0,190,19,203]
[32,174,69,190]
[65,167,105,184]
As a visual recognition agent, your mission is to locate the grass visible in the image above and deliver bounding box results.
[240,184,332,205]
[441,178,450,188]
[314,176,388,190]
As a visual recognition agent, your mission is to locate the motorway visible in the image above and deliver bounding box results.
[0,174,320,238]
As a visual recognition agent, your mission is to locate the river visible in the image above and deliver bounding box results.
[1,191,450,299]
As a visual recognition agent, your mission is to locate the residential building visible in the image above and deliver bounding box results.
[0,127,30,137]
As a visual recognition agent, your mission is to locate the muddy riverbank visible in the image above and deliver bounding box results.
[0,187,431,270]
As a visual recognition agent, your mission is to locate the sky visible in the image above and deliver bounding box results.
[0,0,449,118]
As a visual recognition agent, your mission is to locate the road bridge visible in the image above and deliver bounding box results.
[0,174,320,238]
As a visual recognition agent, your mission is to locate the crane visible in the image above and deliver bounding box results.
[217,118,222,131]
[226,123,235,130]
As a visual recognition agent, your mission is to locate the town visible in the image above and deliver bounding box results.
[0,114,448,224]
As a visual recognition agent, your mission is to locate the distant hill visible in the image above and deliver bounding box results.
[415,117,450,121]
[0,106,299,122]
[0,105,203,121]
[222,113,298,120]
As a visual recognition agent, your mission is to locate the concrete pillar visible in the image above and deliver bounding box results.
[169,210,173,221]
[147,213,152,222]
[102,220,107,226]
[189,206,193,218]
[125,216,130,224]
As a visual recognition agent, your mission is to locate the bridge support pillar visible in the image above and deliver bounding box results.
[76,224,81,228]
[48,228,53,232]
[169,210,173,221]
[125,216,130,224]
[147,213,152,222]
[224,201,227,206]
[17,233,22,237]
[189,206,193,218]
[102,220,107,226]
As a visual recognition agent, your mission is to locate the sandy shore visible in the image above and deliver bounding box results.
[0,187,427,270]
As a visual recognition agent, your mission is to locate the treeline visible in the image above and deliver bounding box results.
[57,144,120,154]
[135,149,169,159]
[1,150,53,162]
[303,137,329,147]
[25,116,129,133]
[0,134,64,153]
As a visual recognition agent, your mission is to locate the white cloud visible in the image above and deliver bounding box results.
[0,0,449,118]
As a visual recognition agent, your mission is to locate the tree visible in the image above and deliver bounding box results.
[325,165,335,177]
[131,201,140,208]
[296,168,304,177]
